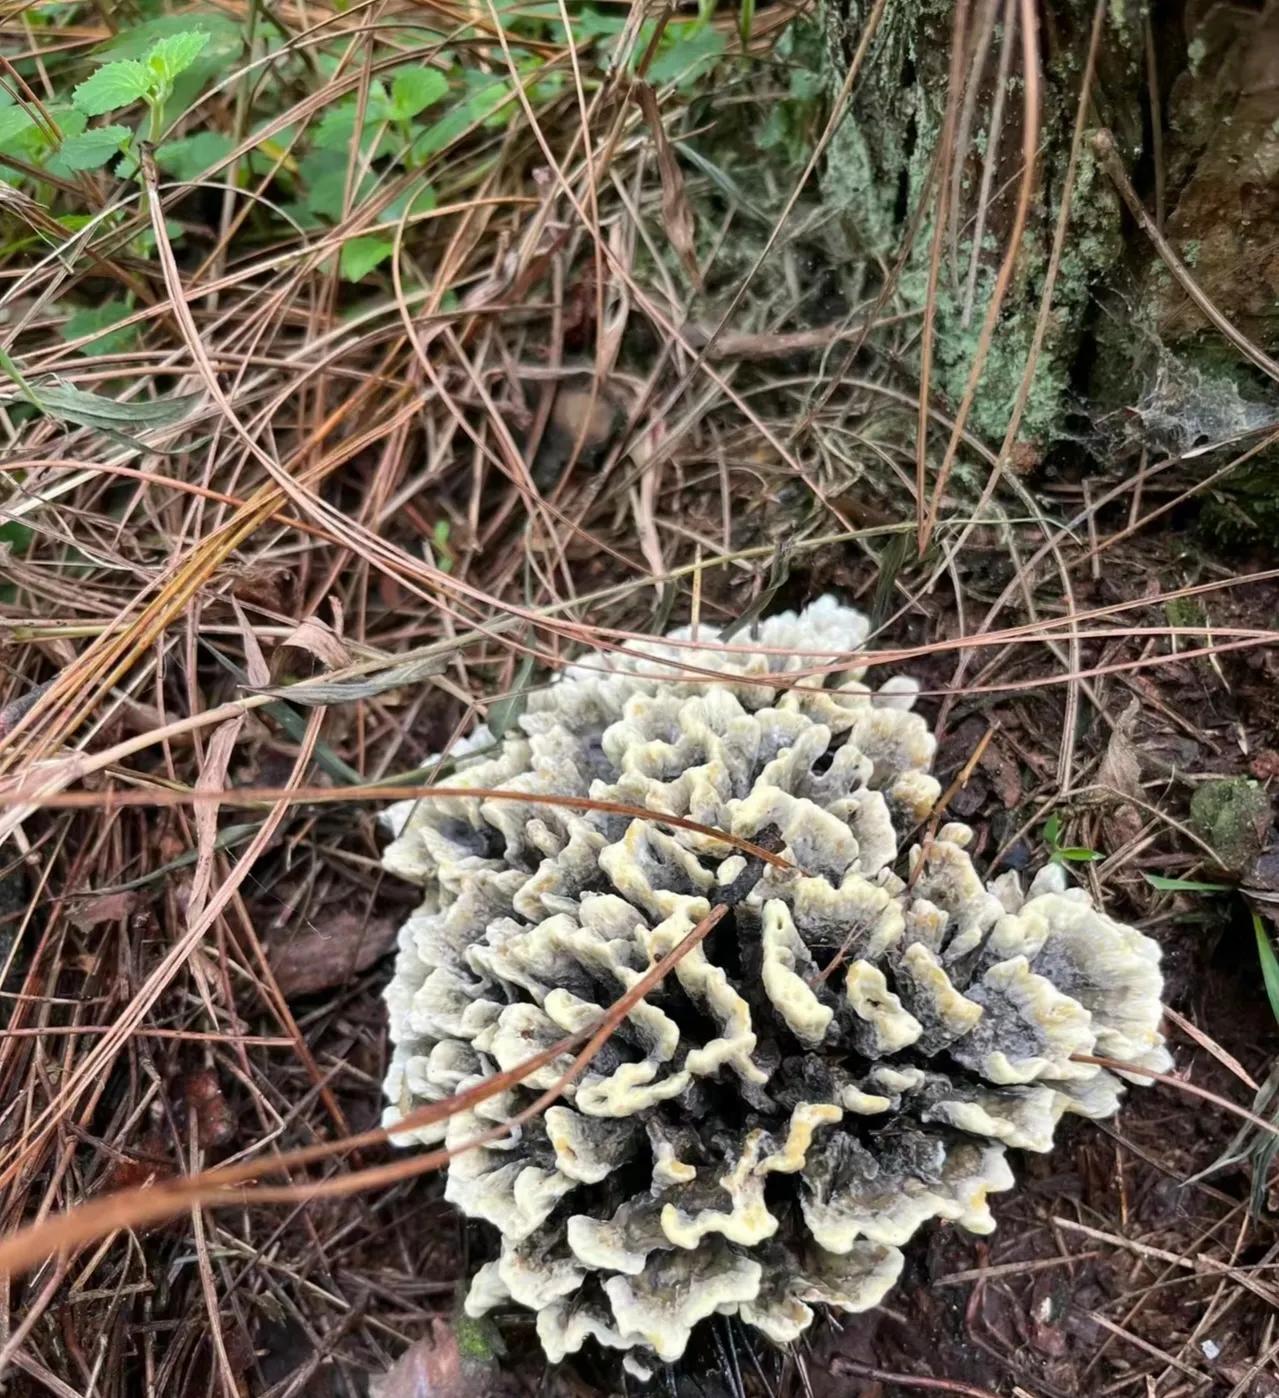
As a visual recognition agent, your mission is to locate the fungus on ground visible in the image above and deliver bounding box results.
[380,597,1170,1380]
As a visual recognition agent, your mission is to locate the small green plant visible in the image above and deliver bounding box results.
[1253,911,1279,1027]
[1042,813,1103,865]
[72,30,210,154]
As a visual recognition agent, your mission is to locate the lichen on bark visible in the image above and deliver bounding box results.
[817,0,1145,447]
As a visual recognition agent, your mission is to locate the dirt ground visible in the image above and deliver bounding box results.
[6,516,1277,1398]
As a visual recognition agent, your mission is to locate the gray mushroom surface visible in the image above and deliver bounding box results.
[380,597,1170,1379]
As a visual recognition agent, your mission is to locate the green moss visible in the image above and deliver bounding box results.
[454,1314,501,1363]
[1190,778,1270,872]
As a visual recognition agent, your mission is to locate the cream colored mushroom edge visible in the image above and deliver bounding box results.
[379,596,1170,1381]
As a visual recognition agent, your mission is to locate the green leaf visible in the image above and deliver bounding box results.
[487,655,537,739]
[1043,813,1062,847]
[0,345,43,408]
[0,105,36,146]
[103,13,241,63]
[155,129,233,179]
[145,31,211,84]
[0,520,34,553]
[1143,873,1235,893]
[411,83,510,159]
[467,77,513,129]
[1253,912,1279,1028]
[57,123,131,171]
[574,6,629,37]
[411,104,471,159]
[299,150,379,222]
[1056,846,1103,863]
[339,235,394,282]
[312,102,360,152]
[789,65,823,101]
[72,60,153,115]
[313,84,393,152]
[62,300,138,356]
[390,65,448,118]
[647,21,725,86]
[384,184,437,223]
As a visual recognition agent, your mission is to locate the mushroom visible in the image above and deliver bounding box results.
[380,598,1170,1378]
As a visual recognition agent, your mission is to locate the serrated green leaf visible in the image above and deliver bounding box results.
[62,300,138,356]
[468,78,513,129]
[410,104,470,159]
[410,83,510,159]
[145,31,211,84]
[1143,873,1234,893]
[390,65,448,118]
[300,149,379,222]
[312,88,395,155]
[74,74,148,123]
[73,60,153,115]
[0,105,36,146]
[339,235,394,282]
[57,123,131,171]
[312,103,360,152]
[647,22,725,86]
[155,129,233,179]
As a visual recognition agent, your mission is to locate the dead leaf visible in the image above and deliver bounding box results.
[1097,700,1142,798]
[68,890,137,931]
[979,739,1022,809]
[281,614,351,670]
[1097,700,1144,853]
[230,597,270,688]
[266,909,398,998]
[370,1318,500,1398]
[189,716,245,920]
[98,1130,172,1194]
[635,82,700,286]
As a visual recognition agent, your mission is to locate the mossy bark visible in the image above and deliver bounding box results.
[819,0,1147,450]
[818,0,1279,547]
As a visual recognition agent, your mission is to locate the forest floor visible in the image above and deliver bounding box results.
[0,2,1276,1396]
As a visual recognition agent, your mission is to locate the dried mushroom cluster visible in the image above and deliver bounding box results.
[381,598,1170,1379]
